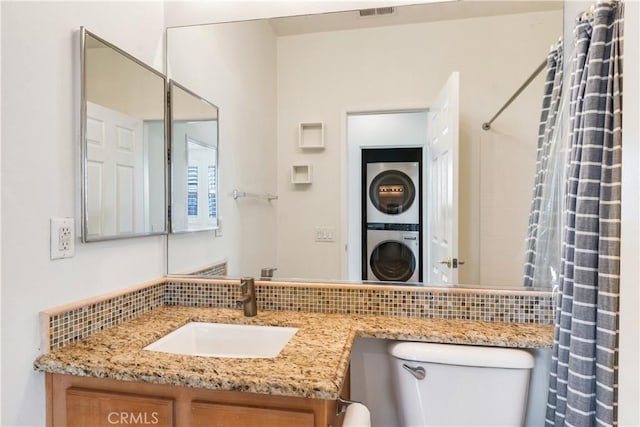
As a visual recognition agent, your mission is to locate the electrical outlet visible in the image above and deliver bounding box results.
[51,218,75,260]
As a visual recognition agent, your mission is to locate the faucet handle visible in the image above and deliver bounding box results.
[260,267,278,280]
[240,277,255,294]
[260,267,277,279]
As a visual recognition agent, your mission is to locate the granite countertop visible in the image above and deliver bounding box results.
[34,306,553,400]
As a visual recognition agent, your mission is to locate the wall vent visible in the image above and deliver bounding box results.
[358,7,396,18]
[359,8,377,17]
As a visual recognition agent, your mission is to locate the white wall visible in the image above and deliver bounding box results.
[276,10,562,286]
[0,2,166,425]
[0,2,3,424]
[617,0,640,424]
[166,20,278,277]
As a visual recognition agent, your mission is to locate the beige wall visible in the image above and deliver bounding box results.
[276,10,562,285]
[166,20,278,277]
[86,46,165,120]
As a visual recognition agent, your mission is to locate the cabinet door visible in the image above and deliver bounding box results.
[66,388,174,427]
[192,401,314,427]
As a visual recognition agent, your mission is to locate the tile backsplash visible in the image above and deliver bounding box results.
[165,280,553,324]
[42,281,165,351]
[42,278,553,352]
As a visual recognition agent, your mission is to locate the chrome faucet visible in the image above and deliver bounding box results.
[236,278,257,317]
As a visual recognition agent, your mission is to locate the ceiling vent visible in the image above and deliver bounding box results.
[358,7,396,18]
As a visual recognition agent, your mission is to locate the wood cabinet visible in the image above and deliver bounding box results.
[46,372,349,427]
[191,401,314,427]
[65,388,173,427]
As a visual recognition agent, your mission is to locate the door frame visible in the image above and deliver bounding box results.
[343,108,430,283]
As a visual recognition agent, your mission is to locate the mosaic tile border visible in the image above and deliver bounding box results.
[165,280,554,324]
[165,280,237,308]
[42,277,553,353]
[42,280,166,352]
[183,260,228,276]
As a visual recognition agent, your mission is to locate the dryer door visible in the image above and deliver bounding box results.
[369,170,416,215]
[369,240,417,282]
[366,162,420,224]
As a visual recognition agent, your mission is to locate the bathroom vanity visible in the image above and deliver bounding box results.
[35,296,553,427]
[38,307,354,426]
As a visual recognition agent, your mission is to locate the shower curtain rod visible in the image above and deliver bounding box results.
[481,58,547,131]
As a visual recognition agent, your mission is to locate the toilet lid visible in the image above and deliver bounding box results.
[387,342,535,369]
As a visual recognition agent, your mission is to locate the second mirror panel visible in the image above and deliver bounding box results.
[169,81,219,233]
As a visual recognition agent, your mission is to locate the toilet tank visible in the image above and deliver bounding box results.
[388,342,535,427]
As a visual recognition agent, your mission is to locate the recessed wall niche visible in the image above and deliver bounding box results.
[298,122,325,150]
[291,164,312,184]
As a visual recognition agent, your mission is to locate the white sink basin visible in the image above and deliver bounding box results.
[144,322,298,358]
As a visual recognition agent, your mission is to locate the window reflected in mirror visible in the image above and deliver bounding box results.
[169,81,219,233]
[81,28,167,242]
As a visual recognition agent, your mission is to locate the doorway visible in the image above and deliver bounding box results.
[346,110,428,283]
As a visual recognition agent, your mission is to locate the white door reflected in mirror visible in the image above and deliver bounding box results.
[428,72,460,285]
[86,102,144,238]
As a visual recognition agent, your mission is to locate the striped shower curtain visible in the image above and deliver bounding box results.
[523,40,564,288]
[546,2,624,426]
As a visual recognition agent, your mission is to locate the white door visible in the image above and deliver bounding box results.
[86,102,144,238]
[428,72,460,284]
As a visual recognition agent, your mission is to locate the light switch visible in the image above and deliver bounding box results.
[314,226,335,242]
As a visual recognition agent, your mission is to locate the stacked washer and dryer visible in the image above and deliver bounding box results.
[362,148,422,283]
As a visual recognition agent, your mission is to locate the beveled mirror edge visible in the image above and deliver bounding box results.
[80,27,169,243]
[167,80,221,234]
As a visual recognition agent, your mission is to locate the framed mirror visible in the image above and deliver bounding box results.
[165,2,563,290]
[80,28,167,242]
[169,81,220,233]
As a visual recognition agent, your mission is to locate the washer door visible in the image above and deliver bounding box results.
[369,170,416,215]
[369,240,416,282]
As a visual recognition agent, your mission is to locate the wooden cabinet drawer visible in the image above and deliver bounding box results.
[192,401,314,427]
[65,388,174,427]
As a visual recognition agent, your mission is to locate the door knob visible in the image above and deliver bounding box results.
[439,258,465,269]
[439,258,452,268]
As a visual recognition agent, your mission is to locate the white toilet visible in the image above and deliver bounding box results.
[388,342,535,426]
